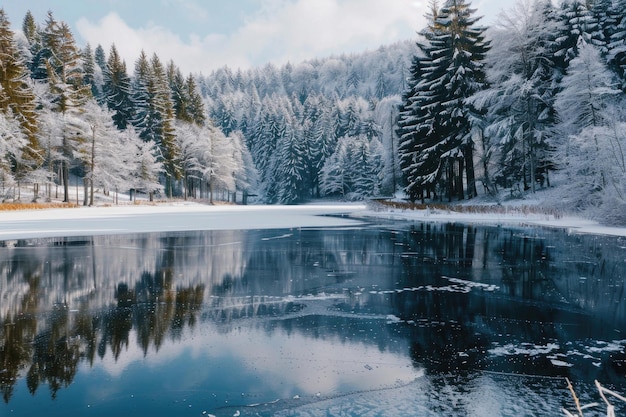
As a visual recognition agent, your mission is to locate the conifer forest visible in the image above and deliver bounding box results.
[0,0,625,222]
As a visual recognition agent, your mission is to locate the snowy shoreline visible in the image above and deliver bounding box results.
[2,201,626,240]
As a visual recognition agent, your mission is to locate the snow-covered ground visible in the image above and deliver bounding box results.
[2,198,626,241]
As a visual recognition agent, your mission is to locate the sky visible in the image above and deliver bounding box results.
[2,0,514,76]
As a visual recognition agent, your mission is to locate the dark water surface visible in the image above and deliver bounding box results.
[1,222,625,416]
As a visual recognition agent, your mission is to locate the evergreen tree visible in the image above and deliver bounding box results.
[103,44,134,130]
[607,0,626,90]
[554,43,624,212]
[130,50,151,136]
[468,0,559,194]
[22,10,38,46]
[167,61,191,123]
[398,0,489,202]
[76,100,130,205]
[185,74,206,126]
[131,134,164,200]
[41,12,91,202]
[94,44,106,74]
[22,10,48,80]
[0,9,42,174]
[148,53,181,197]
[274,118,307,204]
[81,43,100,99]
[552,0,601,73]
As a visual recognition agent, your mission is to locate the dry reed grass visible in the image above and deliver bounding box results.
[0,202,78,211]
[368,198,563,219]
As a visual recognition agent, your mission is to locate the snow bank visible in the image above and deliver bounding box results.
[0,203,366,240]
[1,200,626,241]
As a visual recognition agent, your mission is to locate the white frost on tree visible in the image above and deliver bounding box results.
[554,42,625,220]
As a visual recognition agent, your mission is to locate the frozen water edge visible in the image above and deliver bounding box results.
[0,203,366,240]
[1,200,626,241]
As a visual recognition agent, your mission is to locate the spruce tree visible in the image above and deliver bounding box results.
[398,0,489,201]
[148,53,181,197]
[103,44,134,130]
[42,12,91,202]
[81,44,98,98]
[0,9,42,182]
[185,74,206,126]
[94,44,106,74]
[607,0,626,90]
[467,0,560,194]
[130,50,151,136]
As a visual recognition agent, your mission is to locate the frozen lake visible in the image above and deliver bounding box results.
[1,221,625,416]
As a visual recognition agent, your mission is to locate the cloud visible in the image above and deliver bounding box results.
[76,0,424,75]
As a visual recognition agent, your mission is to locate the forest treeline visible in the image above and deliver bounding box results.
[0,1,625,220]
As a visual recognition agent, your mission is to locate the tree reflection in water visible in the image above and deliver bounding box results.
[0,224,625,415]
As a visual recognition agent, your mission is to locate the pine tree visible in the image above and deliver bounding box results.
[398,0,489,202]
[22,10,38,46]
[132,134,164,200]
[167,61,189,122]
[554,43,624,210]
[607,0,626,90]
[94,44,106,77]
[130,50,151,136]
[185,74,206,126]
[148,53,181,197]
[41,12,91,202]
[77,100,130,205]
[103,44,134,130]
[0,9,42,175]
[22,10,47,80]
[0,107,27,195]
[81,43,100,99]
[274,118,307,204]
[467,0,560,194]
[552,0,601,72]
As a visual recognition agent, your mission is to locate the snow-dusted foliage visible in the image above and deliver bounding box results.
[397,0,489,203]
[0,111,27,195]
[1,3,626,222]
[554,42,626,222]
[320,134,383,200]
[199,43,414,203]
[467,0,559,195]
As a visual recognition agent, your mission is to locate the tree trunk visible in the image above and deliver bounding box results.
[83,177,89,206]
[457,157,465,200]
[62,161,69,202]
[464,145,477,198]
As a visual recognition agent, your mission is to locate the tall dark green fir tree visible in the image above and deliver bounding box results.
[398,0,489,202]
[103,44,134,129]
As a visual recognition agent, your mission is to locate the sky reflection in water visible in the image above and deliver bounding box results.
[1,223,626,416]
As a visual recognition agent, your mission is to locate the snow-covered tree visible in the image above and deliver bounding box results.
[128,130,164,201]
[175,120,204,199]
[0,9,42,178]
[76,100,131,205]
[103,44,134,130]
[468,0,559,195]
[607,0,626,90]
[398,0,489,202]
[148,53,181,197]
[229,130,258,202]
[201,126,237,203]
[0,111,27,199]
[374,96,402,195]
[554,42,623,212]
[320,134,382,200]
[41,12,91,202]
[130,50,151,135]
[274,121,307,204]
